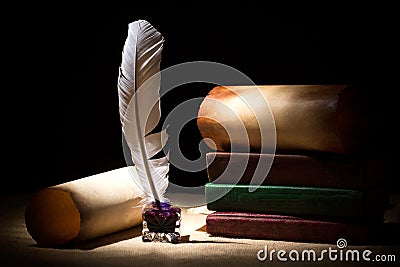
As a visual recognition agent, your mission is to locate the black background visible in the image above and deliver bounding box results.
[9,3,398,194]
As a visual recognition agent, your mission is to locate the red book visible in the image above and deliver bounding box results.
[206,152,385,189]
[206,212,380,244]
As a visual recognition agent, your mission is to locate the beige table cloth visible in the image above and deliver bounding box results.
[1,193,399,267]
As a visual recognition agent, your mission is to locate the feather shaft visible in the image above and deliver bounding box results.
[117,20,168,205]
[133,87,160,201]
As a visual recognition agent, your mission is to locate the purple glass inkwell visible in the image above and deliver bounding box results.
[142,201,181,244]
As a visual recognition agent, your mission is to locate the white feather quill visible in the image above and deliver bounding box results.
[117,20,169,205]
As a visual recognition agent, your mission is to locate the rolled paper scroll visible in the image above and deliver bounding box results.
[197,85,368,154]
[25,167,143,247]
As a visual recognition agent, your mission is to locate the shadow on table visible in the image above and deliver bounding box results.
[31,225,143,250]
[179,235,247,244]
[74,226,143,250]
[30,221,400,250]
[31,224,245,250]
[370,222,400,246]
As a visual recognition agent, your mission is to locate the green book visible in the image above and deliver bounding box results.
[205,183,370,217]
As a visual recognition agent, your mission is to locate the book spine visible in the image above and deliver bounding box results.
[206,212,370,243]
[206,152,384,189]
[205,183,366,217]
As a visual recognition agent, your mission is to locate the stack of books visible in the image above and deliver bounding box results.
[198,85,389,244]
[204,152,387,243]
